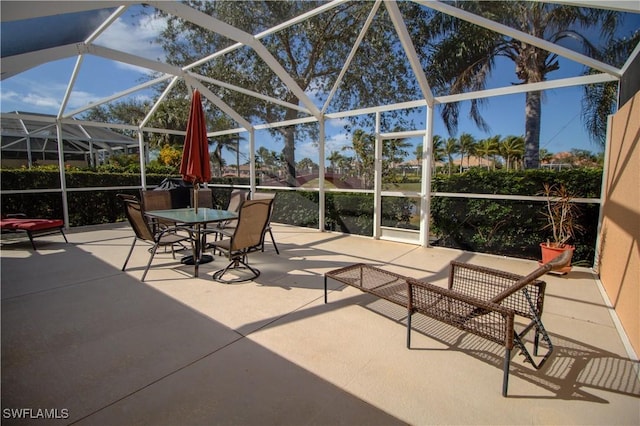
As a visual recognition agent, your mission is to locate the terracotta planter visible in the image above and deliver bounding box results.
[539,243,574,273]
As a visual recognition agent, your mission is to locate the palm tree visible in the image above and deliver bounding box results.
[422,2,621,169]
[443,137,459,176]
[500,135,525,171]
[539,148,554,165]
[458,132,476,172]
[414,134,446,175]
[431,135,446,175]
[345,129,375,187]
[256,147,280,175]
[581,30,640,146]
[209,134,241,177]
[327,150,346,174]
[475,137,500,170]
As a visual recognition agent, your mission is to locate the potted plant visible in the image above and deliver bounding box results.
[539,183,583,273]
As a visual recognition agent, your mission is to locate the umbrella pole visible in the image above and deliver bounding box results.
[194,184,199,213]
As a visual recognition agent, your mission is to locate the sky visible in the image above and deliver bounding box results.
[2,3,638,166]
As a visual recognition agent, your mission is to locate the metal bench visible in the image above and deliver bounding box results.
[324,251,571,396]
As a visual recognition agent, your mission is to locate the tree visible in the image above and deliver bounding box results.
[414,134,445,175]
[297,158,318,174]
[443,137,459,176]
[158,144,182,168]
[209,117,243,177]
[158,1,428,186]
[581,30,640,146]
[431,135,446,175]
[344,129,375,188]
[83,95,192,149]
[421,2,622,169]
[457,132,476,172]
[382,132,411,183]
[500,135,525,171]
[255,147,281,175]
[475,136,500,170]
[539,148,554,164]
[327,150,346,173]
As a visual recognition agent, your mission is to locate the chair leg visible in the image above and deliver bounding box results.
[268,228,279,254]
[141,243,159,282]
[212,254,260,284]
[122,238,137,271]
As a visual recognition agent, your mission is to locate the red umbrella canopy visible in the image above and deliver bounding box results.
[180,89,211,184]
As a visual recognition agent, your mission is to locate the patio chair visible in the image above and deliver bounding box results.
[140,190,174,232]
[250,191,279,254]
[209,198,272,283]
[0,213,68,250]
[118,195,193,282]
[190,187,213,209]
[206,189,250,248]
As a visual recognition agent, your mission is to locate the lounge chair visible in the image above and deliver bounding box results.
[0,214,68,250]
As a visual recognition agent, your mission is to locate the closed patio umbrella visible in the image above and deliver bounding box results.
[180,89,211,212]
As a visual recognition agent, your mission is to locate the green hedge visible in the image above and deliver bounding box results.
[1,168,602,263]
[430,169,602,263]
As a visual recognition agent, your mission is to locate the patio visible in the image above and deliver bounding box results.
[2,223,638,425]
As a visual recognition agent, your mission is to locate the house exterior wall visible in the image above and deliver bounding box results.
[598,90,640,356]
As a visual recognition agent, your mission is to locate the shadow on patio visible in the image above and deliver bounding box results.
[1,223,639,425]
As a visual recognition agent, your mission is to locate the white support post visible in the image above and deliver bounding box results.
[420,106,434,247]
[26,136,33,169]
[373,112,382,239]
[249,129,256,194]
[318,116,326,232]
[138,131,147,190]
[56,121,70,229]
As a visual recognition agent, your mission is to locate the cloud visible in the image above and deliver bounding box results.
[95,9,168,71]
[22,93,61,109]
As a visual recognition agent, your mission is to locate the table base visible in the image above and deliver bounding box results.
[180,254,214,265]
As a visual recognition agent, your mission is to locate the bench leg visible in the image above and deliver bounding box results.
[59,227,68,243]
[502,348,511,397]
[26,231,38,250]
[25,227,68,250]
[324,275,327,304]
[406,311,412,348]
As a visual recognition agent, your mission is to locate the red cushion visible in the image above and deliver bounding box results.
[0,219,24,229]
[0,218,63,231]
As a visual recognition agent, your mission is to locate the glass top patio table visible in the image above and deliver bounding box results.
[145,208,238,277]
[145,208,237,225]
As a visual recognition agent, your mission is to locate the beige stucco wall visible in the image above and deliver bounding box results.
[597,91,640,355]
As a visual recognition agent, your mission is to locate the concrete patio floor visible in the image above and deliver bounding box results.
[1,222,639,425]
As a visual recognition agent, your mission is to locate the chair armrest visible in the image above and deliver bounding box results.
[408,279,515,349]
[448,261,546,320]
